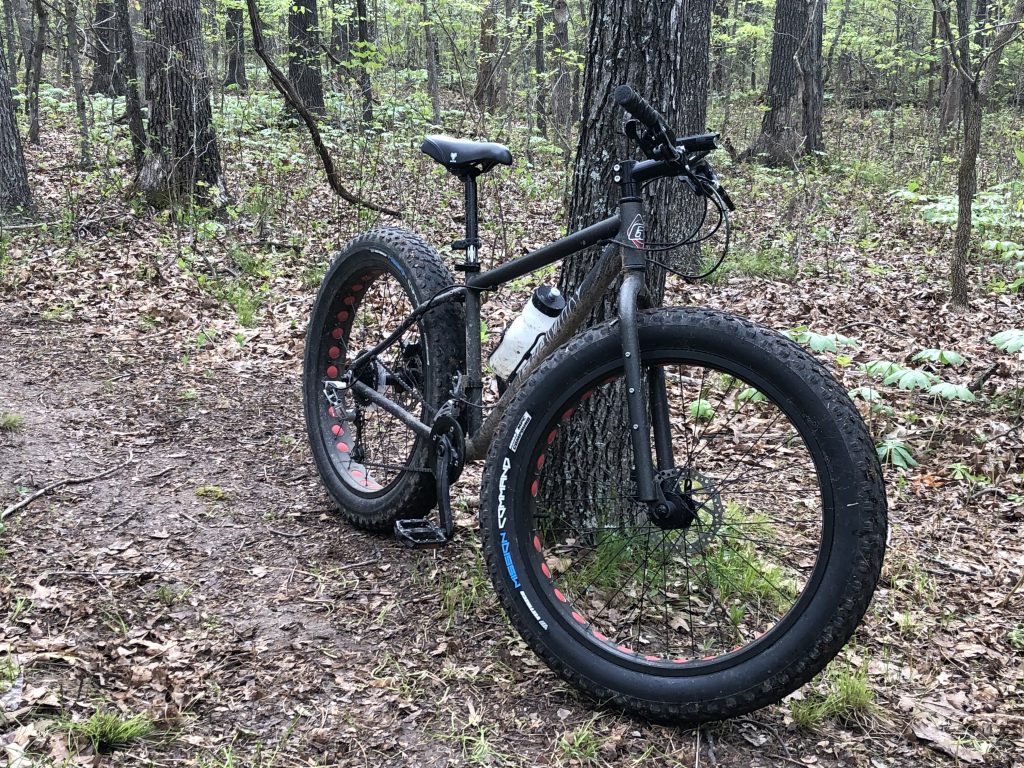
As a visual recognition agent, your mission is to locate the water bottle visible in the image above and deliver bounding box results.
[489,285,566,380]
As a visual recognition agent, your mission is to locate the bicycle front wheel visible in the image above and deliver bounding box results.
[480,307,887,721]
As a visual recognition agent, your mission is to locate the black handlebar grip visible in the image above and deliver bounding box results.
[613,84,666,132]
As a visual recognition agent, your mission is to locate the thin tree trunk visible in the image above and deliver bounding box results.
[423,0,439,124]
[288,0,325,114]
[473,0,498,112]
[548,0,571,154]
[137,0,227,207]
[64,0,91,168]
[354,0,372,124]
[798,0,824,154]
[114,0,144,166]
[25,0,44,143]
[88,0,118,94]
[3,0,16,87]
[534,8,546,136]
[224,6,246,89]
[0,49,32,217]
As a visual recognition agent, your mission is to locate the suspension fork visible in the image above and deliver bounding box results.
[616,169,664,505]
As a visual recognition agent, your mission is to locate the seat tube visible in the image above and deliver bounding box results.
[615,165,658,503]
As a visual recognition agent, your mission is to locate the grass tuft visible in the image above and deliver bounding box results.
[64,709,155,753]
[0,411,25,432]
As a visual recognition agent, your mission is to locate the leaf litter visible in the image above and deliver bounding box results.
[0,110,1023,767]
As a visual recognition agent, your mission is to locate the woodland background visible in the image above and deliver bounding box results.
[1,0,1024,765]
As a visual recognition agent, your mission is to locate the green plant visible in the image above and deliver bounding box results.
[789,660,875,728]
[63,709,155,753]
[0,411,24,431]
[785,326,861,353]
[991,329,1024,353]
[557,717,602,763]
[0,656,18,693]
[195,485,229,500]
[912,348,965,366]
[876,439,917,468]
[1008,623,1024,651]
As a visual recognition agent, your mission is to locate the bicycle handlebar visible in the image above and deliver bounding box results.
[613,85,668,134]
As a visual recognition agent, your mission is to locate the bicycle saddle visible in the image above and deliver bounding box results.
[421,135,512,174]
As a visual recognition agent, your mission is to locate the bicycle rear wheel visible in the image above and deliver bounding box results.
[480,307,886,721]
[303,228,464,530]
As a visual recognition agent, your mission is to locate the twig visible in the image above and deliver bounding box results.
[2,451,133,521]
[48,568,176,577]
[835,320,907,339]
[268,528,305,539]
[999,570,1024,608]
[244,0,401,217]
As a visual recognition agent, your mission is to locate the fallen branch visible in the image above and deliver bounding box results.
[244,0,401,218]
[2,451,134,521]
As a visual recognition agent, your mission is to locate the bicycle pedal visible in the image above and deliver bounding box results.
[394,518,449,548]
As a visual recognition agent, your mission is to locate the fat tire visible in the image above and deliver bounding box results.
[480,307,887,722]
[304,228,464,531]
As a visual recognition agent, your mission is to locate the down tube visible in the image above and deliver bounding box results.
[464,241,621,462]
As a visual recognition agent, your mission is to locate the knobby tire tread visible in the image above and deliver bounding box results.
[479,307,887,722]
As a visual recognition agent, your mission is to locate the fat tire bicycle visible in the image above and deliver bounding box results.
[303,86,888,722]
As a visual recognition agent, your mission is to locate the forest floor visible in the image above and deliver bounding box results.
[2,99,1024,767]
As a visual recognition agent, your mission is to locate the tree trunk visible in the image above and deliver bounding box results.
[798,0,824,154]
[25,0,43,143]
[0,50,32,217]
[548,0,571,153]
[64,0,92,168]
[743,0,821,165]
[88,0,119,94]
[551,0,713,515]
[473,0,498,112]
[565,0,712,296]
[354,0,372,124]
[423,0,439,124]
[534,8,546,136]
[286,0,324,115]
[3,0,16,88]
[113,0,144,164]
[137,0,226,208]
[288,0,324,115]
[224,6,246,89]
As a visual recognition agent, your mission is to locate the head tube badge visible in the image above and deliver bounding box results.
[626,214,645,249]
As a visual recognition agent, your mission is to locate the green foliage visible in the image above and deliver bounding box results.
[912,348,965,366]
[876,439,917,468]
[0,411,25,431]
[789,661,876,728]
[991,329,1024,353]
[785,326,861,354]
[927,382,976,402]
[63,710,155,753]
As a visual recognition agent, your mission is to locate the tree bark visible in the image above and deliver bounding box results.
[113,0,144,165]
[288,0,325,115]
[2,0,17,88]
[423,0,439,124]
[548,0,571,154]
[565,0,712,311]
[64,0,92,168]
[551,0,713,518]
[137,0,226,208]
[224,6,247,90]
[0,50,31,217]
[743,0,823,165]
[88,0,119,94]
[933,0,1024,306]
[473,0,498,112]
[25,0,43,143]
[534,7,546,136]
[354,0,372,124]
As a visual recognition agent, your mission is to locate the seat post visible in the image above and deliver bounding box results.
[453,171,482,273]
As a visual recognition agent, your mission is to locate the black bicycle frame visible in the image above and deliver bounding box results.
[347,156,683,504]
